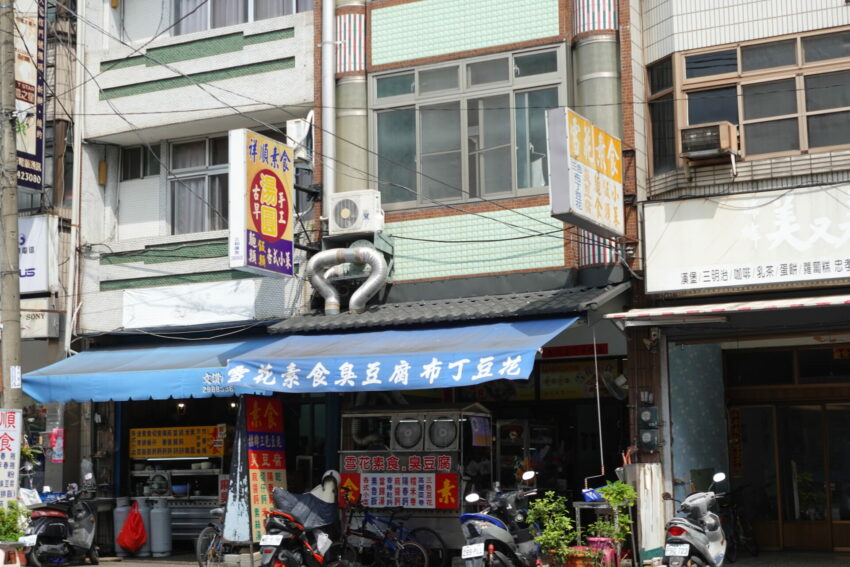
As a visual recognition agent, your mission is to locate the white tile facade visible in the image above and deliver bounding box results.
[643,0,850,63]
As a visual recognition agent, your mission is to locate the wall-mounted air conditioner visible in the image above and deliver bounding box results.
[327,190,385,236]
[680,121,738,160]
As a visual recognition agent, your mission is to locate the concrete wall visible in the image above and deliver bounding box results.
[643,0,850,63]
[79,0,314,143]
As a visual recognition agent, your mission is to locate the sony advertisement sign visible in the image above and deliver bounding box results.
[18,215,58,294]
[644,184,850,293]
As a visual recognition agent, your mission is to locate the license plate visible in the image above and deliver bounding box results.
[665,543,689,557]
[462,543,485,559]
[260,534,284,546]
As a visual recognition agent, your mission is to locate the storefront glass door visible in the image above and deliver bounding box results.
[778,405,828,549]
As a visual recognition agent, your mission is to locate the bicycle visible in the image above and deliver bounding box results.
[717,488,758,563]
[196,508,229,567]
[329,489,433,567]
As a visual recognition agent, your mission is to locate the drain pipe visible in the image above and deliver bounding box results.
[307,248,388,314]
[321,0,336,198]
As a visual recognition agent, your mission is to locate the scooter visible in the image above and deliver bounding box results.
[662,472,727,567]
[259,470,340,567]
[459,471,538,567]
[22,482,99,567]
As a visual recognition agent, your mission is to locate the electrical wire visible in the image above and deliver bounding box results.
[58,3,627,256]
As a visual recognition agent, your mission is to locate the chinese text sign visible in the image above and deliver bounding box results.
[548,108,624,238]
[0,410,22,506]
[229,129,295,277]
[246,396,286,540]
[14,1,45,190]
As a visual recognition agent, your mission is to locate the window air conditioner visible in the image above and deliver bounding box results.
[680,121,738,160]
[327,190,385,236]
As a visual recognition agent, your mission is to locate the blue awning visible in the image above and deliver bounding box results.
[23,337,280,403]
[226,318,578,394]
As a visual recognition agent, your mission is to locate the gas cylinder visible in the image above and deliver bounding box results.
[132,498,153,557]
[150,499,172,557]
[112,497,131,557]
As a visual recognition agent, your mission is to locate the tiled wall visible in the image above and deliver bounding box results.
[371,0,560,66]
[386,206,565,281]
[643,0,850,63]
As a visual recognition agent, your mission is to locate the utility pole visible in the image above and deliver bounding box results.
[0,3,23,410]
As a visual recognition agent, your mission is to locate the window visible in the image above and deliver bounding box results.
[169,137,228,234]
[121,145,161,181]
[174,0,312,35]
[656,26,850,169]
[647,58,675,174]
[373,48,563,206]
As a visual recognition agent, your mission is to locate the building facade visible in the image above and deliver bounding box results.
[612,0,850,554]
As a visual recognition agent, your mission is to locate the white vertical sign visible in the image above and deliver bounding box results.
[0,410,22,506]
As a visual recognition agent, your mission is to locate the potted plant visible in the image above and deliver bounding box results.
[0,501,28,542]
[582,480,638,565]
[527,491,603,567]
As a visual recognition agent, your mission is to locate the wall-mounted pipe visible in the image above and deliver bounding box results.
[307,247,388,314]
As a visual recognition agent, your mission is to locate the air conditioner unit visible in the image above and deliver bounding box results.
[390,415,424,451]
[680,121,738,160]
[424,415,459,451]
[327,190,385,236]
[286,118,312,161]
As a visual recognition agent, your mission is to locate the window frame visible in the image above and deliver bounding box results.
[168,136,230,235]
[120,145,162,182]
[370,46,566,209]
[655,25,850,172]
[172,0,312,37]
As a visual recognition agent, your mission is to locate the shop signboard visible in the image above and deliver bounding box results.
[128,425,225,459]
[341,452,457,473]
[340,472,459,510]
[246,396,286,541]
[228,129,295,278]
[644,184,850,293]
[0,409,22,505]
[539,359,618,399]
[14,1,45,190]
[547,107,624,238]
[17,215,59,294]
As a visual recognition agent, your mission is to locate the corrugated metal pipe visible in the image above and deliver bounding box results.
[307,247,388,315]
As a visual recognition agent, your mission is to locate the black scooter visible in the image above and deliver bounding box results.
[23,483,99,567]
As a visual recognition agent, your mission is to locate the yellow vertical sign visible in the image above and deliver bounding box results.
[564,109,624,236]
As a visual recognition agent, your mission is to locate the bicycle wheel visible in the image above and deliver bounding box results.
[397,541,428,567]
[196,527,223,567]
[408,527,446,567]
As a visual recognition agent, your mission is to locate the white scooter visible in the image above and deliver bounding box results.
[662,472,727,567]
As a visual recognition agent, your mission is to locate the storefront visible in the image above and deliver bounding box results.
[23,283,632,551]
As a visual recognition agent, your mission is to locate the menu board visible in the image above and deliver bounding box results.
[129,425,225,459]
[340,472,459,510]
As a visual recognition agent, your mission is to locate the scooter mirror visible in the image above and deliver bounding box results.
[521,470,536,481]
[712,472,726,484]
[465,493,481,503]
[662,492,673,500]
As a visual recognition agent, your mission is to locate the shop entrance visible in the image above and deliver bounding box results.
[730,404,850,551]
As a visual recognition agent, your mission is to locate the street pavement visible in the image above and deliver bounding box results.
[99,551,850,567]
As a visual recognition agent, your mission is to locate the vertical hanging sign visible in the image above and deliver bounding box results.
[547,108,624,239]
[246,396,286,541]
[0,410,22,505]
[14,1,45,190]
[228,129,295,277]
